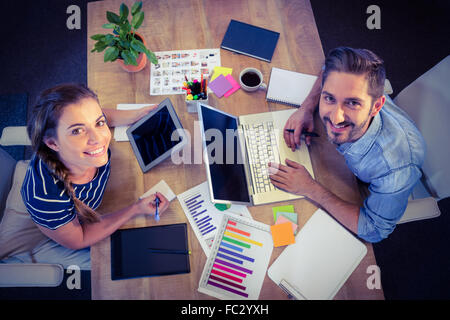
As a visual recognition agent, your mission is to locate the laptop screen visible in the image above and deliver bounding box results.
[199,106,251,204]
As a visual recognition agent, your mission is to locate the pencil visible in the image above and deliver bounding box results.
[285,129,319,137]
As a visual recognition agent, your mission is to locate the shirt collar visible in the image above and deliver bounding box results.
[336,112,382,157]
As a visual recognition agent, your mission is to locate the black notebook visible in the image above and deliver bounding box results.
[221,19,280,62]
[111,223,190,280]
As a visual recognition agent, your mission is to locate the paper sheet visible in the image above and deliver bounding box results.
[113,104,155,142]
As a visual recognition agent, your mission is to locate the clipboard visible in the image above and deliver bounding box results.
[267,209,367,300]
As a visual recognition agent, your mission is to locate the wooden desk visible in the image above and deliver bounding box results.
[88,0,384,300]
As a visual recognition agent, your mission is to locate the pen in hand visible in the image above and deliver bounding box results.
[285,129,319,137]
[154,196,160,222]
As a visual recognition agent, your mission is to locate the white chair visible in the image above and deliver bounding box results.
[0,143,63,287]
[392,55,450,223]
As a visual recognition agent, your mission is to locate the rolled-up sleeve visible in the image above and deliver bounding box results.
[357,165,422,242]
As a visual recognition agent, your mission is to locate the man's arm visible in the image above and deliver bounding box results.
[284,68,323,150]
[269,159,359,233]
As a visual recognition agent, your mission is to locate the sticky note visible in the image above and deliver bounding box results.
[223,74,241,97]
[277,212,298,224]
[275,215,298,234]
[270,222,295,247]
[208,74,233,98]
[211,66,233,81]
[272,205,295,222]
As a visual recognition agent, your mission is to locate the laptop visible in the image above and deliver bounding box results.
[197,104,315,206]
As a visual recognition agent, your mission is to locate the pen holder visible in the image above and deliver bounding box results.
[185,91,208,113]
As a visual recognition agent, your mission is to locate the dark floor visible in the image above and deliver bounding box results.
[0,0,449,299]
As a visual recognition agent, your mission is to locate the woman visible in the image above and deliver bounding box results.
[20,83,169,268]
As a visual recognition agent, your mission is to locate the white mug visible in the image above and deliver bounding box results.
[239,68,267,92]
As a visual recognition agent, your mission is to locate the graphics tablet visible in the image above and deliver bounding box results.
[126,98,187,173]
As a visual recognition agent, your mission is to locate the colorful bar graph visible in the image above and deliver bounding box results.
[183,193,216,237]
[201,216,267,299]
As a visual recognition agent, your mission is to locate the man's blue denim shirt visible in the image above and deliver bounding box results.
[336,96,426,242]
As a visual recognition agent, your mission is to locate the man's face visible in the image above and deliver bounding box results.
[319,71,384,145]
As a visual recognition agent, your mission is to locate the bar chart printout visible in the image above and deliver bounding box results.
[198,214,273,300]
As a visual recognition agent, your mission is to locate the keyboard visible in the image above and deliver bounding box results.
[244,121,280,194]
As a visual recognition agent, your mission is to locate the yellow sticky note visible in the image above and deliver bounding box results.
[270,222,295,247]
[211,66,233,81]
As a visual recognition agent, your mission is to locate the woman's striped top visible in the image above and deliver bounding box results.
[20,151,111,230]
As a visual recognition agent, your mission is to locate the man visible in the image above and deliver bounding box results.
[268,47,426,243]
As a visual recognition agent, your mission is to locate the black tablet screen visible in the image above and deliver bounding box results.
[130,106,182,166]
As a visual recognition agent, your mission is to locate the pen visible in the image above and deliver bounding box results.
[148,249,191,255]
[285,129,319,137]
[154,196,160,222]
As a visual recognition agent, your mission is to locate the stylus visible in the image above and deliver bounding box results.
[154,196,160,222]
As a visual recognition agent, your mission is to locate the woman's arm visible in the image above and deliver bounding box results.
[102,105,157,127]
[37,192,169,250]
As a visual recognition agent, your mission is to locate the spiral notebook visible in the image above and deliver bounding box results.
[266,67,317,107]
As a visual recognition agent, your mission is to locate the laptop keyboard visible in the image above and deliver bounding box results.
[244,121,280,194]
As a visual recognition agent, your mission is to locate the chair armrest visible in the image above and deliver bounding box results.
[0,126,31,146]
[397,197,441,224]
[0,263,64,287]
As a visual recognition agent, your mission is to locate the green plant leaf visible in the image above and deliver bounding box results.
[104,47,119,62]
[93,41,108,52]
[130,38,146,53]
[131,1,143,15]
[106,11,121,24]
[119,3,129,22]
[131,11,144,29]
[146,50,158,65]
[90,34,106,41]
[121,50,137,66]
[102,23,115,29]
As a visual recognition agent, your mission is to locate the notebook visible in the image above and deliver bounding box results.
[221,20,280,62]
[267,209,367,300]
[110,223,190,280]
[266,67,318,107]
[197,103,315,206]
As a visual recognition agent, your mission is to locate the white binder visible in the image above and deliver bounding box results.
[268,209,367,300]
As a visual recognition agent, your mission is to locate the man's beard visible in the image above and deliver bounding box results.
[322,115,372,145]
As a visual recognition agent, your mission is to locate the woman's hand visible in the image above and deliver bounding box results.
[134,192,170,217]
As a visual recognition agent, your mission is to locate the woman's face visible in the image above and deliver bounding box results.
[45,98,111,174]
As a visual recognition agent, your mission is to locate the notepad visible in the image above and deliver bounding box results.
[266,67,318,107]
[223,75,241,97]
[268,209,367,300]
[271,222,295,247]
[221,20,280,62]
[111,223,190,280]
[211,66,233,82]
[208,74,233,98]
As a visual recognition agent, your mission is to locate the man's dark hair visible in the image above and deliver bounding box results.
[322,47,386,101]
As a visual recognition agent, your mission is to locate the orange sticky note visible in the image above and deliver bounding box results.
[270,222,295,247]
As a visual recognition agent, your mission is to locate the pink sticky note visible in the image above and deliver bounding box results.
[275,215,298,234]
[208,74,233,98]
[223,74,241,97]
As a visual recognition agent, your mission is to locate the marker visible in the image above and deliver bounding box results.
[148,249,191,255]
[285,129,319,137]
[154,196,160,222]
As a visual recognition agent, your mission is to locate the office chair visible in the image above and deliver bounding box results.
[392,55,450,223]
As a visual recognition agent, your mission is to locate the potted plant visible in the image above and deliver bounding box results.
[90,1,158,72]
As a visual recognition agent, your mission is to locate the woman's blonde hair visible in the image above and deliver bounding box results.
[28,83,102,223]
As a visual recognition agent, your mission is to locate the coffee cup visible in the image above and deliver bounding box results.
[239,68,267,92]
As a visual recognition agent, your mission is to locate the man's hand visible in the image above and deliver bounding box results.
[283,108,315,152]
[268,159,316,196]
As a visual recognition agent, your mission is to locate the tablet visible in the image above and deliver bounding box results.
[126,98,187,172]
